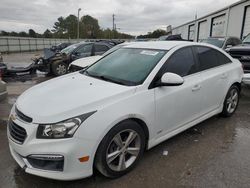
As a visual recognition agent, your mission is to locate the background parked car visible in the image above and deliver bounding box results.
[50,43,72,52]
[157,34,191,41]
[34,42,114,76]
[200,36,242,50]
[226,34,250,73]
[68,42,134,72]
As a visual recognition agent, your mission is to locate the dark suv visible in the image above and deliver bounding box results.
[227,34,250,73]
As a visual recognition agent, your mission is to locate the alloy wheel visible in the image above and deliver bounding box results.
[106,129,141,172]
[56,64,67,75]
[226,88,239,114]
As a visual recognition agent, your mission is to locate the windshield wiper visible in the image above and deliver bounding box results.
[82,70,134,86]
[95,75,127,85]
[85,72,127,85]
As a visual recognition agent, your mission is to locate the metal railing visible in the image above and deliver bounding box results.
[0,37,83,53]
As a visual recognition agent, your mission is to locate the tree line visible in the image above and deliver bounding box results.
[137,29,167,39]
[0,14,134,39]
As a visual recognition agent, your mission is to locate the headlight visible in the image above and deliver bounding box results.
[36,111,96,139]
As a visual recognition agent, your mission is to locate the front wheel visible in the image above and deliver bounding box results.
[95,120,145,178]
[221,85,240,117]
[51,61,68,76]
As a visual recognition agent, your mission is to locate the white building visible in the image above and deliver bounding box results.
[172,0,250,41]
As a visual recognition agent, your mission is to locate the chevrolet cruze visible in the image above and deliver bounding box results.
[8,41,243,180]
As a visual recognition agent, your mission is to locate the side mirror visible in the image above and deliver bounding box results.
[158,72,184,86]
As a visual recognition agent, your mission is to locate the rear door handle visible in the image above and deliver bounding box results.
[192,84,201,92]
[221,73,228,79]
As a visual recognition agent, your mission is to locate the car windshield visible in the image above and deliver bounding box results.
[61,43,80,55]
[243,34,250,44]
[201,38,225,48]
[83,48,167,86]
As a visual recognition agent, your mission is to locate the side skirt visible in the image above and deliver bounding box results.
[147,108,221,150]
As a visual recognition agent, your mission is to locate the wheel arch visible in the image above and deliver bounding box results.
[129,118,149,149]
[232,82,241,92]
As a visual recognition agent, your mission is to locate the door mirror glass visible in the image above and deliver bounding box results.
[160,72,184,86]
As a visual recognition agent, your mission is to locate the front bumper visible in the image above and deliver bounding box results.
[7,117,97,180]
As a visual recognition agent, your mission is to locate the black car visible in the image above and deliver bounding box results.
[50,43,72,52]
[227,34,250,73]
[200,37,242,50]
[158,34,190,41]
[35,42,114,76]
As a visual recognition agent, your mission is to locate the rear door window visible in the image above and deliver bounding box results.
[94,44,110,55]
[74,44,93,57]
[196,46,230,71]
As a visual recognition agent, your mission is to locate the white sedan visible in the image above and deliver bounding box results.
[8,41,243,180]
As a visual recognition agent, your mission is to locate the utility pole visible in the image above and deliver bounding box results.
[112,14,115,39]
[77,8,81,41]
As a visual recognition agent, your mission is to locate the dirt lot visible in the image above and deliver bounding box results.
[0,52,250,188]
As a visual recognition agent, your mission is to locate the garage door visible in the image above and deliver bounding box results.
[211,14,226,37]
[243,6,250,38]
[198,21,207,41]
[188,24,195,41]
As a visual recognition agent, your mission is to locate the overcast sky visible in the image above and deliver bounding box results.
[0,0,240,36]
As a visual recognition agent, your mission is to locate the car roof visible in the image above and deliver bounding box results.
[123,41,192,50]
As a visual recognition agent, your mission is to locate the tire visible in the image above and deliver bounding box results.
[221,85,240,117]
[51,61,68,76]
[95,120,146,178]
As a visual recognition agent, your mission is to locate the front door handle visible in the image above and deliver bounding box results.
[192,84,201,92]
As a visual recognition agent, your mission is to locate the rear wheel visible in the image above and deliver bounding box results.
[95,120,145,178]
[221,85,240,117]
[51,61,68,76]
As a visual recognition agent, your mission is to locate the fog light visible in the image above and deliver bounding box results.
[26,154,64,171]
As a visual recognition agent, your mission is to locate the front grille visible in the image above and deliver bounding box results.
[15,107,32,123]
[229,52,250,73]
[9,120,27,144]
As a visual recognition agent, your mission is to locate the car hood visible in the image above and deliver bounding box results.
[16,72,136,124]
[70,56,102,68]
